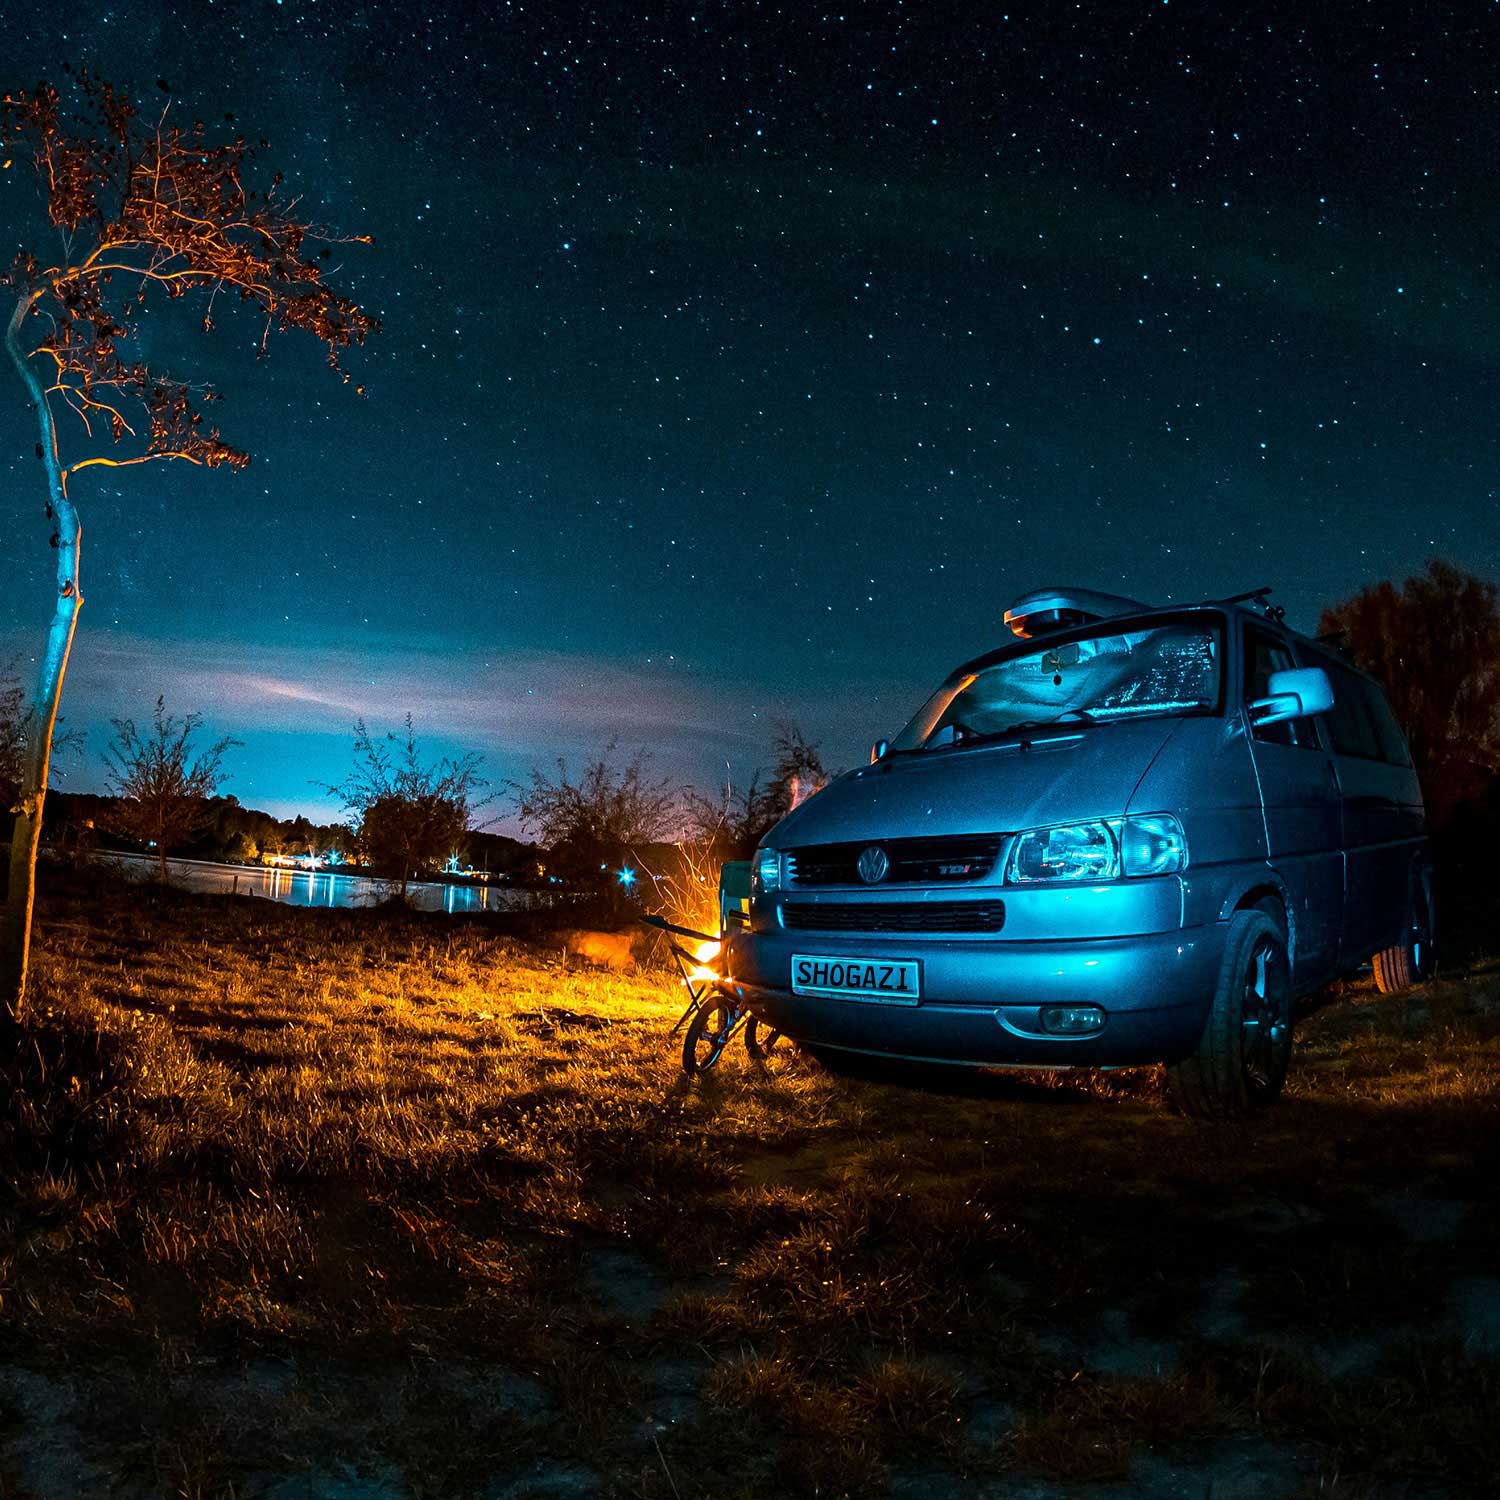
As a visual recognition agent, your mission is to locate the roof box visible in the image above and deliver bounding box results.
[1002,587,1148,640]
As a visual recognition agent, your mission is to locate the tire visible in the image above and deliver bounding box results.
[682,997,736,1075]
[744,1015,791,1070]
[1373,871,1436,994]
[1168,905,1293,1120]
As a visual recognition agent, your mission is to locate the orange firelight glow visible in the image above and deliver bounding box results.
[685,938,722,983]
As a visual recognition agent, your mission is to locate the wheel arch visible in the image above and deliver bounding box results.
[1218,878,1293,964]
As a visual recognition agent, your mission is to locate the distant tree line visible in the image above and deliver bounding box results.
[1,689,536,884]
[28,783,539,886]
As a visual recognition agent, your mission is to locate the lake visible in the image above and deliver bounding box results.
[102,852,552,914]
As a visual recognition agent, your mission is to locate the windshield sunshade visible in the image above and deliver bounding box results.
[893,618,1222,752]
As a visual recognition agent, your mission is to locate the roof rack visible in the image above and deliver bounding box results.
[1216,585,1286,624]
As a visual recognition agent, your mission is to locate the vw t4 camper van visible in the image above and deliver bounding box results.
[727,588,1434,1118]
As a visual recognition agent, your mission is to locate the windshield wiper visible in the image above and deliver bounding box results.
[953,709,1096,748]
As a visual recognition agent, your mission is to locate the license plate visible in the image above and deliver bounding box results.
[791,954,920,1004]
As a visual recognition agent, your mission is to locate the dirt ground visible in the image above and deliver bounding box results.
[1,870,1496,1497]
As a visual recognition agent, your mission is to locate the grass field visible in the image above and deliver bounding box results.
[2,869,1498,1499]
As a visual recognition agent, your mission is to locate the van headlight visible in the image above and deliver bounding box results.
[753,846,782,894]
[1005,814,1186,883]
[1007,822,1119,882]
[1117,813,1188,877]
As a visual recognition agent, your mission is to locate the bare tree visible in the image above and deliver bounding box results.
[682,722,830,862]
[0,74,375,1022]
[327,718,486,896]
[513,746,680,895]
[764,721,830,819]
[682,772,772,864]
[654,724,831,933]
[103,697,237,881]
[1320,559,1500,822]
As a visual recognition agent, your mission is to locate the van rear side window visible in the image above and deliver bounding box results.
[1321,661,1411,766]
[1358,680,1414,767]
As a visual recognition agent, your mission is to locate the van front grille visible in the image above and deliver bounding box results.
[781,900,1006,934]
[786,834,1004,887]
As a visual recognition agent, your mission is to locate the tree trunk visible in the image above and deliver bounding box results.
[1,291,83,1031]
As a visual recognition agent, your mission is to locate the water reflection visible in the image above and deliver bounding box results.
[102,852,549,914]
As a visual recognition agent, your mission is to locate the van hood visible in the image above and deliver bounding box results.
[771,718,1183,845]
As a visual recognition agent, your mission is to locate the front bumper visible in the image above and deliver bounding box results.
[724,923,1227,1067]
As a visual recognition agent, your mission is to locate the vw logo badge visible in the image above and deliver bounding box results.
[857,845,890,885]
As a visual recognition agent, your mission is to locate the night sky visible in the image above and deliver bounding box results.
[3,2,1497,829]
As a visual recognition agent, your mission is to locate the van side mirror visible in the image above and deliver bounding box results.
[870,738,889,764]
[1250,666,1335,727]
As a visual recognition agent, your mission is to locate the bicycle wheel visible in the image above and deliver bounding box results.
[744,1015,791,1069]
[682,997,737,1075]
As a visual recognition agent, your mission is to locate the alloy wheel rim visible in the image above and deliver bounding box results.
[1411,888,1434,975]
[1240,936,1288,1090]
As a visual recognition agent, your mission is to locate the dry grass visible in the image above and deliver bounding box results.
[1,866,1497,1497]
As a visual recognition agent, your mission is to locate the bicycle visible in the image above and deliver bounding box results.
[639,911,789,1075]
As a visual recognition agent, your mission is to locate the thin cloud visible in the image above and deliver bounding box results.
[1,628,913,817]
[9,630,782,753]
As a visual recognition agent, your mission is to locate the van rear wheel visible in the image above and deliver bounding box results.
[1372,872,1436,994]
[1168,905,1293,1120]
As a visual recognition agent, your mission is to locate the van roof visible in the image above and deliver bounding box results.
[1003,584,1349,653]
[968,591,1359,682]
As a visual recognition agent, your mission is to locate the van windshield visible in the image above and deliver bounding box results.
[892,618,1222,753]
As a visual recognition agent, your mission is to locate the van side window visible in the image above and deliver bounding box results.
[1243,629,1313,747]
[1321,662,1384,760]
[1356,677,1414,767]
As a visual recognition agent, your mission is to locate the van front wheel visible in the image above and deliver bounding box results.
[1168,906,1293,1120]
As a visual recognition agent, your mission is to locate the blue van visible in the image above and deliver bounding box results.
[726,588,1434,1118]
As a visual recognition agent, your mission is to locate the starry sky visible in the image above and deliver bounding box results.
[3,1,1497,829]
